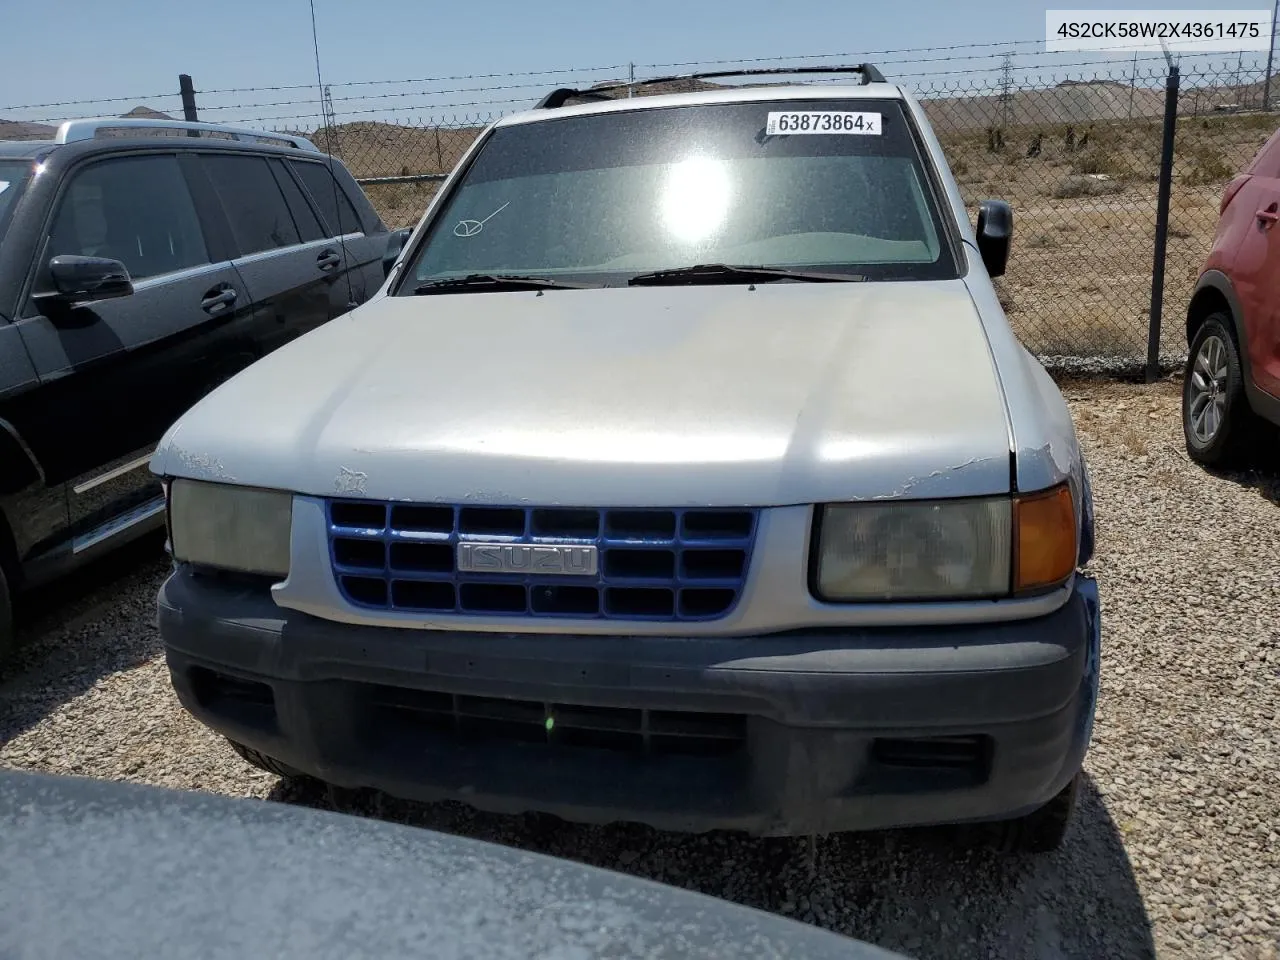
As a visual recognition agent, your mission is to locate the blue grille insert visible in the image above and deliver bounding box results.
[326,502,759,622]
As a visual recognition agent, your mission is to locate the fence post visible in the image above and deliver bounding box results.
[1146,64,1180,383]
[178,74,199,136]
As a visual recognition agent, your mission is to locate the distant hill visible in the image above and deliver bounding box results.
[0,119,56,141]
[0,104,176,142]
[122,105,175,120]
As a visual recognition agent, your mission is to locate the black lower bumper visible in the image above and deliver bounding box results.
[159,569,1101,837]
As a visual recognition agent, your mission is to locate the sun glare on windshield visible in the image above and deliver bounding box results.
[660,155,731,244]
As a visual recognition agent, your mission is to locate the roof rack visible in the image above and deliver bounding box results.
[53,118,321,152]
[534,64,888,110]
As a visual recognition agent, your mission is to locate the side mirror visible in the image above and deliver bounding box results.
[383,228,413,279]
[975,200,1013,278]
[47,255,134,302]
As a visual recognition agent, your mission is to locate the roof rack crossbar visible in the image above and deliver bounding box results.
[534,88,619,110]
[53,118,321,152]
[534,63,888,109]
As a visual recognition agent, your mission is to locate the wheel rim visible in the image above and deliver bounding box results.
[1188,334,1229,443]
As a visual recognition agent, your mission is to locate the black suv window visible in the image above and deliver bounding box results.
[270,160,324,242]
[291,161,362,237]
[47,155,209,281]
[203,155,300,255]
[0,160,33,239]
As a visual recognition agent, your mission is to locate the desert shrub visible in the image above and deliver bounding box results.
[1052,175,1127,199]
[1070,147,1132,178]
[1181,147,1235,186]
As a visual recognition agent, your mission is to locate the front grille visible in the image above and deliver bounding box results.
[327,502,758,622]
[365,686,747,757]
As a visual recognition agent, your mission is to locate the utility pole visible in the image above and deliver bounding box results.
[1265,0,1278,109]
[322,85,336,128]
[321,84,337,152]
[998,52,1014,130]
[628,62,635,98]
[1127,51,1138,118]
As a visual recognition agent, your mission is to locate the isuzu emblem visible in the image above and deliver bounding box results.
[457,542,598,576]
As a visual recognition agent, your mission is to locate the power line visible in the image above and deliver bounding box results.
[198,63,628,96]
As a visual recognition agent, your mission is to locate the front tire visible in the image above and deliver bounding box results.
[226,738,306,779]
[990,772,1080,854]
[1183,314,1260,467]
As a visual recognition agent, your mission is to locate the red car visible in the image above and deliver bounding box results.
[1183,129,1280,465]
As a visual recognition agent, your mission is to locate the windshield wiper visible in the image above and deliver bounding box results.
[413,274,593,294]
[627,263,861,287]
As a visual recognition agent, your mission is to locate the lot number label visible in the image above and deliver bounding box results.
[765,111,882,135]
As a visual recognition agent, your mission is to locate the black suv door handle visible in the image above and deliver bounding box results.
[316,249,342,272]
[200,285,238,314]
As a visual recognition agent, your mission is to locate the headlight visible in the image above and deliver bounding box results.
[815,485,1076,602]
[816,498,1011,601]
[168,479,292,578]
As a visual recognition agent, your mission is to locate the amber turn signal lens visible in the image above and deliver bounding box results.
[1014,484,1077,592]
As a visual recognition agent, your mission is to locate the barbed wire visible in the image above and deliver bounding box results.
[4,43,1269,127]
[192,50,1265,123]
[218,96,529,126]
[210,64,1269,130]
[197,63,629,96]
[195,77,620,114]
[0,92,183,113]
[192,41,1056,98]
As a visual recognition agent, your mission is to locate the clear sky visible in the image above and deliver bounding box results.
[0,0,1267,126]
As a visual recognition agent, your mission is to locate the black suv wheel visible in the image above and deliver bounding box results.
[0,563,13,670]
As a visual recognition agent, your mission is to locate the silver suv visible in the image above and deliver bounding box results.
[152,65,1100,853]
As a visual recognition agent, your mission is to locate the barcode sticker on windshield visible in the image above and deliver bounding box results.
[765,111,881,135]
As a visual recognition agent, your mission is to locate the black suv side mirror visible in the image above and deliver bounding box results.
[47,255,134,302]
[383,228,413,279]
[975,200,1013,278]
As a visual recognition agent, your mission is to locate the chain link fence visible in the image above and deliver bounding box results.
[920,61,1270,366]
[1,52,1273,372]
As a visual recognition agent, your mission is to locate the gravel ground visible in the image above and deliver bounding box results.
[2,377,1278,960]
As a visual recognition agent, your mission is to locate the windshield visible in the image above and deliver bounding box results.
[399,98,957,290]
[0,160,33,240]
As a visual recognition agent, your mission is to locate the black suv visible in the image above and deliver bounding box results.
[0,118,402,662]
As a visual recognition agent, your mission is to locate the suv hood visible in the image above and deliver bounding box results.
[153,282,1013,506]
